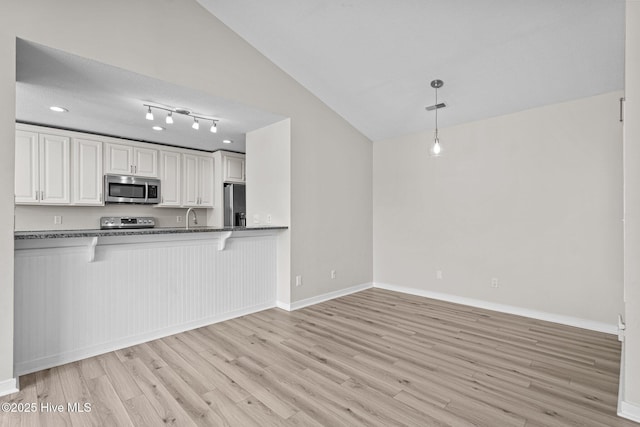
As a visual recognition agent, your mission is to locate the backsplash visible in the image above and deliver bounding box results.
[14,205,209,231]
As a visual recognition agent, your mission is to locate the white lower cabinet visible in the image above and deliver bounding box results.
[15,130,70,205]
[183,154,214,208]
[159,150,181,206]
[72,138,103,205]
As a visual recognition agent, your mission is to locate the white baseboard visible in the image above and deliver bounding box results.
[277,282,373,311]
[618,343,640,422]
[0,377,19,397]
[373,282,618,335]
[619,401,640,423]
[15,301,276,376]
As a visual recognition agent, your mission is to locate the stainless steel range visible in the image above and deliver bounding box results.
[100,216,156,229]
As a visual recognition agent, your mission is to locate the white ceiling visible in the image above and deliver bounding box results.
[197,0,625,142]
[16,39,285,152]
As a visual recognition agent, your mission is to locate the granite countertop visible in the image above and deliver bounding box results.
[14,226,288,240]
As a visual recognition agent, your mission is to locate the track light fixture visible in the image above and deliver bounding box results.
[143,104,221,133]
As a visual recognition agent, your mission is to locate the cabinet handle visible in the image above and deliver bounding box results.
[35,190,39,201]
[99,193,102,202]
[41,190,44,200]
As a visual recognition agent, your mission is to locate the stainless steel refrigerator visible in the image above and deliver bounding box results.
[223,183,246,227]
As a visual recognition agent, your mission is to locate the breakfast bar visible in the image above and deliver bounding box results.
[13,226,287,375]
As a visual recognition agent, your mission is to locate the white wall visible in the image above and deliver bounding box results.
[0,32,15,391]
[623,0,640,418]
[246,119,291,304]
[0,0,373,387]
[374,91,623,326]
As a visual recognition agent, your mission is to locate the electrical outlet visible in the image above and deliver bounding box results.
[54,215,62,224]
[491,278,499,288]
[436,270,443,280]
[177,216,183,223]
[266,214,272,224]
[253,214,260,224]
[331,270,336,279]
[295,275,302,287]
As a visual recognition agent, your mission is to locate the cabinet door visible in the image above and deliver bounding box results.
[198,155,214,207]
[182,154,199,207]
[159,151,181,206]
[105,143,133,175]
[134,147,158,177]
[15,130,40,204]
[224,155,245,183]
[39,133,70,204]
[72,138,103,205]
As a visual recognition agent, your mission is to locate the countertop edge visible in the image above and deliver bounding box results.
[14,226,288,240]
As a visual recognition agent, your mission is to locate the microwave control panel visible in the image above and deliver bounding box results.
[100,216,156,229]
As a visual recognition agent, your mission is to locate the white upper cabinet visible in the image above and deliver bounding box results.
[159,151,181,207]
[135,146,159,177]
[198,155,214,207]
[15,130,39,204]
[72,138,103,205]
[15,130,70,205]
[183,153,214,208]
[223,153,245,183]
[104,142,158,177]
[39,134,71,204]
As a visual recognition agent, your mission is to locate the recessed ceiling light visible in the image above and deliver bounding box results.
[152,126,164,131]
[49,106,68,113]
[222,139,233,144]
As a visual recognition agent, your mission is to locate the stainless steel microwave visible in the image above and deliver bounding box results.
[104,175,161,204]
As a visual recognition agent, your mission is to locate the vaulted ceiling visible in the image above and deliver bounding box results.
[197,0,625,141]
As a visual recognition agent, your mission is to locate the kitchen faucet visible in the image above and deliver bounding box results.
[185,207,198,230]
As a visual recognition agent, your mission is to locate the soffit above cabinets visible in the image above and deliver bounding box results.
[16,38,286,153]
[196,0,624,141]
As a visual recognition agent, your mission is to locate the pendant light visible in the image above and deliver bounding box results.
[430,79,444,156]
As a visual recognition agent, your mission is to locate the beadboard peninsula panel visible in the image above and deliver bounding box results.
[14,232,277,374]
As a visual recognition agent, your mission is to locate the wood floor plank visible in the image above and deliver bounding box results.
[56,363,102,427]
[121,357,197,427]
[35,368,73,427]
[85,375,133,427]
[2,288,636,427]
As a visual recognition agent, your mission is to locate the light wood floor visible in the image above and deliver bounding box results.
[0,288,637,426]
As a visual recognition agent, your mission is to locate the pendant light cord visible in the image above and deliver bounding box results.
[434,86,438,139]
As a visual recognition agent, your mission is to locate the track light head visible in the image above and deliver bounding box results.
[145,106,154,121]
[192,118,199,130]
[166,112,173,124]
[210,121,218,133]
